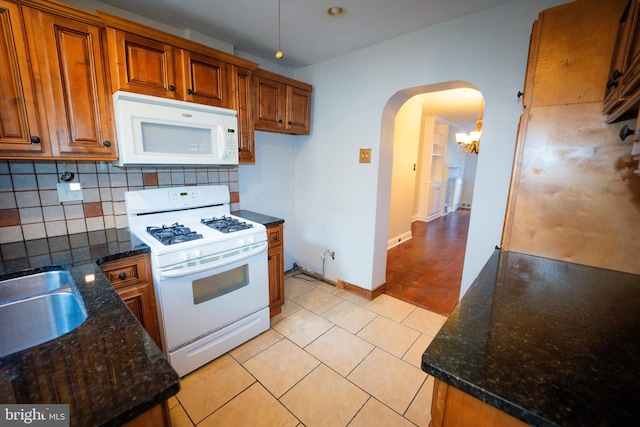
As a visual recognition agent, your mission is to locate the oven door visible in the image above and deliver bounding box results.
[154,243,269,354]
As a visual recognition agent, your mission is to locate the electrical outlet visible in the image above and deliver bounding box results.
[359,148,371,163]
[57,182,83,202]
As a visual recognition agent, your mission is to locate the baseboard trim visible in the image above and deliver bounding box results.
[337,278,386,300]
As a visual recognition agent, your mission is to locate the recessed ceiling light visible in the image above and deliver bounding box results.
[327,6,346,17]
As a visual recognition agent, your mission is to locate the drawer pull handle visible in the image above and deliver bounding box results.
[118,272,127,280]
[619,124,635,141]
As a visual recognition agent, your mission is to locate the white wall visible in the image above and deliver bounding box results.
[291,0,569,295]
[387,98,422,248]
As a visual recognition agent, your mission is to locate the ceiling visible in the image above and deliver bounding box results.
[96,0,503,128]
[97,0,513,69]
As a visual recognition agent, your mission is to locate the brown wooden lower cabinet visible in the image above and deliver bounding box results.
[431,379,528,427]
[267,223,285,317]
[99,253,163,349]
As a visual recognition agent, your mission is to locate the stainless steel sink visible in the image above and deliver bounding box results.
[0,270,88,357]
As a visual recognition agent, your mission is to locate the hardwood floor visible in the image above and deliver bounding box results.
[385,209,470,316]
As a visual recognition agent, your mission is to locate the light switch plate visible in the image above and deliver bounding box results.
[57,182,84,202]
[359,148,371,163]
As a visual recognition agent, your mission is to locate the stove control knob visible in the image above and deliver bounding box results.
[247,237,254,244]
[238,239,245,246]
[194,250,202,258]
[181,252,191,261]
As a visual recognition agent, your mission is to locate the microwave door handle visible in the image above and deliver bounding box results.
[159,242,267,279]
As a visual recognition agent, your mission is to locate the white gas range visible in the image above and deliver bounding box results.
[125,185,269,377]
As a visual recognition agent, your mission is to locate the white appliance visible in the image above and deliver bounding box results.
[125,185,269,377]
[112,91,239,167]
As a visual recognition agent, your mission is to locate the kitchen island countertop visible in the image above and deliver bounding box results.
[421,249,640,426]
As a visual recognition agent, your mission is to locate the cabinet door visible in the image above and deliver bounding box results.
[108,29,179,99]
[100,254,163,349]
[267,223,284,317]
[604,1,632,113]
[180,50,228,107]
[254,74,286,131]
[286,85,311,134]
[233,66,255,163]
[0,0,48,155]
[620,0,640,96]
[33,11,116,157]
[428,183,443,219]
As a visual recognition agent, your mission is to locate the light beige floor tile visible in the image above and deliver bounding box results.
[348,398,416,427]
[270,299,302,324]
[281,364,368,427]
[401,307,447,337]
[402,333,434,369]
[167,396,179,409]
[169,404,194,427]
[199,383,299,427]
[230,328,283,364]
[243,338,320,398]
[364,294,416,322]
[321,300,377,334]
[405,375,434,427]
[272,308,334,347]
[177,354,255,424]
[311,279,337,293]
[305,326,374,376]
[348,348,427,414]
[331,288,371,306]
[292,287,343,314]
[357,315,420,358]
[285,275,317,299]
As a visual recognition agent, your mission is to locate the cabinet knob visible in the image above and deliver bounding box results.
[30,136,41,144]
[278,119,283,123]
[168,85,176,91]
[288,121,292,125]
[619,124,635,141]
[103,140,111,147]
[118,272,127,280]
[268,255,272,261]
[272,234,279,242]
[187,88,194,95]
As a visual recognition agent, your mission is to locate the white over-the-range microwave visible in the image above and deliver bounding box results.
[112,91,239,167]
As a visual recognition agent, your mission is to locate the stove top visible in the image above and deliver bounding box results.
[125,185,267,259]
[201,215,253,234]
[147,223,204,246]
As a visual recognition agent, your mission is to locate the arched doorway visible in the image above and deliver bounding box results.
[381,82,484,315]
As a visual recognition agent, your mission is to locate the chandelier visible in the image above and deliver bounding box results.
[455,119,482,154]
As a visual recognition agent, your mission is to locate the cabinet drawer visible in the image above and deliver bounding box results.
[267,225,283,248]
[100,255,148,289]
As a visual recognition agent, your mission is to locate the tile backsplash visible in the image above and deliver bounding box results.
[0,160,239,244]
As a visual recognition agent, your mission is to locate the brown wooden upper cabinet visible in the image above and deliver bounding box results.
[105,27,231,108]
[605,0,640,124]
[0,0,117,160]
[254,69,312,135]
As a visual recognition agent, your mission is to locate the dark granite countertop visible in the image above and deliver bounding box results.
[421,250,640,426]
[0,230,179,426]
[232,209,284,227]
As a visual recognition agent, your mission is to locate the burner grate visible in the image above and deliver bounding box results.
[147,223,203,245]
[201,215,253,234]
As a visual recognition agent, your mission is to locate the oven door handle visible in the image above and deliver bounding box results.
[159,242,267,279]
